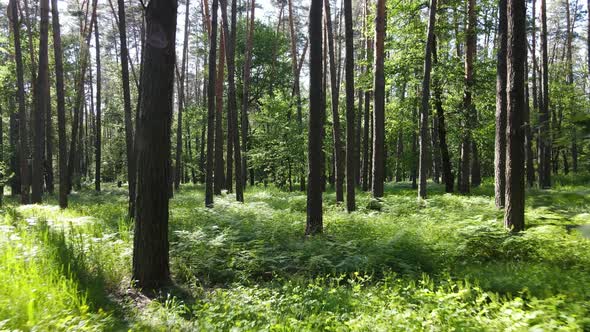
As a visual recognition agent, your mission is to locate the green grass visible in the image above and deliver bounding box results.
[1,177,589,331]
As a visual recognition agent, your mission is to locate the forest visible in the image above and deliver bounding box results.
[0,0,589,329]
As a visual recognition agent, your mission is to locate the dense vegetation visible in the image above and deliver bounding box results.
[1,177,590,330]
[1,0,590,329]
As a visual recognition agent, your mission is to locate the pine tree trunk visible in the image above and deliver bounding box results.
[132,0,177,289]
[306,0,324,235]
[9,103,20,196]
[175,0,191,191]
[220,0,243,201]
[94,17,102,192]
[344,0,356,210]
[116,0,137,215]
[418,0,437,199]
[205,0,219,207]
[241,0,255,190]
[504,0,526,232]
[494,0,507,207]
[50,0,68,208]
[324,0,344,203]
[214,29,226,195]
[372,0,386,198]
[538,0,551,188]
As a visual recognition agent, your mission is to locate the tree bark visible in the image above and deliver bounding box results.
[418,0,437,199]
[94,16,102,192]
[205,0,219,207]
[116,0,137,215]
[344,0,356,210]
[241,0,255,190]
[306,0,323,235]
[175,0,191,191]
[538,0,551,188]
[50,0,68,208]
[214,29,226,194]
[504,0,526,232]
[372,0,386,198]
[494,0,507,207]
[132,0,177,289]
[324,0,344,203]
[220,0,244,201]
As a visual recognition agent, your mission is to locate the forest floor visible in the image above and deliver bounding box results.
[1,176,590,331]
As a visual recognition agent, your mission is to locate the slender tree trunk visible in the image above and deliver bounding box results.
[94,17,102,192]
[525,47,535,187]
[205,0,219,206]
[31,0,49,203]
[116,0,137,215]
[50,0,68,208]
[324,0,344,203]
[175,0,191,191]
[133,0,176,289]
[539,0,551,188]
[306,0,323,235]
[220,0,243,201]
[9,100,21,196]
[214,29,226,194]
[372,0,386,198]
[494,0,507,207]
[504,0,526,232]
[241,0,255,190]
[45,75,54,194]
[418,0,437,199]
[344,0,356,210]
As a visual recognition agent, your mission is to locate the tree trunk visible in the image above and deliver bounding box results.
[214,29,226,194]
[459,0,476,194]
[94,16,102,192]
[50,0,68,208]
[324,0,344,203]
[494,0,507,207]
[45,75,54,194]
[241,0,255,190]
[132,0,177,289]
[418,0,437,199]
[525,50,535,187]
[306,0,323,235]
[432,37,453,192]
[504,0,526,232]
[9,100,20,196]
[344,0,356,210]
[205,0,219,207]
[175,0,191,191]
[372,0,386,198]
[220,0,244,201]
[538,0,551,188]
[116,0,137,215]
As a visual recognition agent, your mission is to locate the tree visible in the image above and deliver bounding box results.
[242,0,255,188]
[214,29,226,194]
[504,0,526,232]
[459,0,476,194]
[205,0,219,207]
[116,0,137,215]
[372,0,386,198]
[220,0,244,201]
[324,0,344,203]
[306,0,323,235]
[176,0,191,191]
[538,0,551,188]
[494,0,507,208]
[94,16,102,192]
[51,0,68,208]
[344,0,356,211]
[132,0,177,289]
[418,0,437,199]
[9,0,31,205]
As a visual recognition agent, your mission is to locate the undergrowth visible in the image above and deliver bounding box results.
[1,176,589,331]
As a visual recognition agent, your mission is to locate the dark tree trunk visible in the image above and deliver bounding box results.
[418,0,437,199]
[372,0,386,198]
[175,0,191,191]
[9,103,20,196]
[220,0,243,201]
[432,37,453,192]
[344,0,356,210]
[132,0,177,289]
[306,0,323,235]
[199,117,206,183]
[494,0,507,207]
[94,17,102,192]
[459,0,476,194]
[31,0,49,203]
[362,92,371,190]
[538,0,551,188]
[241,0,255,190]
[116,0,137,215]
[45,75,54,194]
[525,53,535,187]
[324,0,344,203]
[205,0,219,207]
[50,0,68,208]
[214,29,226,195]
[504,0,526,232]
